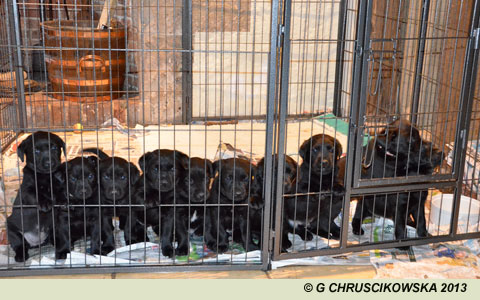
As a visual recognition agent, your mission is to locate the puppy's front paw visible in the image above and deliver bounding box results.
[281,239,292,252]
[145,199,159,208]
[352,219,364,235]
[207,241,229,253]
[55,250,69,260]
[217,243,229,253]
[14,250,29,263]
[38,200,52,212]
[176,244,189,257]
[305,231,314,241]
[101,246,115,256]
[332,185,345,197]
[162,245,174,258]
[90,247,101,256]
[245,242,260,252]
[249,196,264,210]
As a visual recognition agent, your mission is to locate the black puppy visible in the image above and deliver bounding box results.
[250,155,298,251]
[205,158,259,253]
[53,156,115,259]
[175,157,214,242]
[283,134,344,242]
[7,131,65,262]
[133,149,189,257]
[352,119,443,246]
[83,148,142,245]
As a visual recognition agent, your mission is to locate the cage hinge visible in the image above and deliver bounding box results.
[474,28,480,50]
[460,129,467,149]
[355,44,363,57]
[268,229,276,252]
[277,24,285,48]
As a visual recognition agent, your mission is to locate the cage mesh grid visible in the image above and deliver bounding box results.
[0,1,19,149]
[460,59,480,234]
[273,0,480,260]
[356,0,476,184]
[0,0,479,274]
[0,0,275,272]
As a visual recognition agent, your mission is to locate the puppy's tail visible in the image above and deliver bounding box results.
[83,148,109,160]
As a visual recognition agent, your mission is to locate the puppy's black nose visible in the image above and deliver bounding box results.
[43,161,51,168]
[321,160,329,168]
[234,190,243,197]
[197,192,205,199]
[111,190,119,195]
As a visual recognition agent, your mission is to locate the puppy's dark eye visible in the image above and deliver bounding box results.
[103,174,110,180]
[120,175,127,181]
[70,177,77,182]
[35,149,41,154]
[153,166,159,172]
[170,166,175,171]
[87,174,94,180]
[312,148,318,153]
[51,145,58,150]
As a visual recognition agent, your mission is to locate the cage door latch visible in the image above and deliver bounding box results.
[277,24,285,48]
[474,28,480,50]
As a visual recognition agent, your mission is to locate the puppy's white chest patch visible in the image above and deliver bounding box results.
[190,210,198,223]
[288,219,305,229]
[24,227,48,247]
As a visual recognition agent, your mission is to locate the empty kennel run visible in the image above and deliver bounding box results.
[0,0,478,276]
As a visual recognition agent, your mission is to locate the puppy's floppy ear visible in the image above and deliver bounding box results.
[53,163,66,185]
[255,158,265,180]
[138,151,154,172]
[250,164,257,182]
[212,160,221,176]
[50,133,66,157]
[129,163,141,185]
[174,150,190,170]
[17,135,33,162]
[299,137,313,163]
[205,159,214,179]
[410,125,421,148]
[333,138,343,160]
[422,141,444,169]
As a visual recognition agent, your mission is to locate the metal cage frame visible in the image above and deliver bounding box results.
[0,0,479,275]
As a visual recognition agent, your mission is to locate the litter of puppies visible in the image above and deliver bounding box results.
[3,119,446,262]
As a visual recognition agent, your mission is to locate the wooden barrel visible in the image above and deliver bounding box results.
[42,20,126,102]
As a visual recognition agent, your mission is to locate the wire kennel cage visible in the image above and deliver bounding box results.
[0,0,478,276]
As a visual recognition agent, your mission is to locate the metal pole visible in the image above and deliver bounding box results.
[7,0,27,132]
[332,0,348,117]
[340,0,372,248]
[182,0,192,124]
[271,0,292,261]
[410,0,431,126]
[262,0,281,270]
[450,0,480,235]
